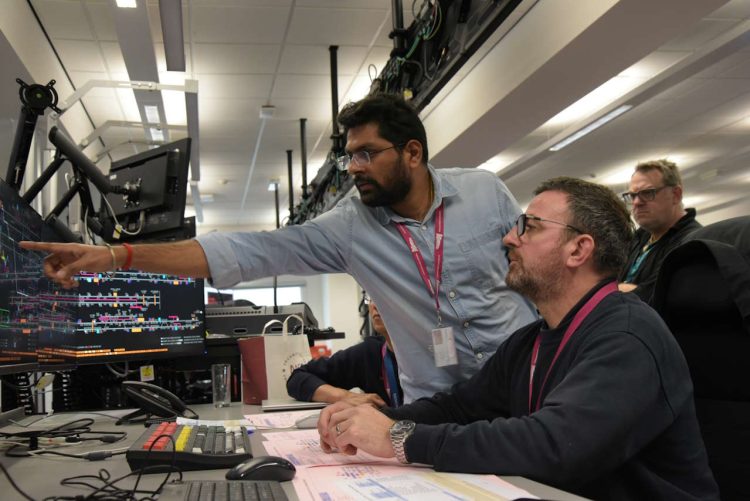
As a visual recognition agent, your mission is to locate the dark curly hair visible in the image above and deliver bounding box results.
[337,93,429,163]
[534,177,634,276]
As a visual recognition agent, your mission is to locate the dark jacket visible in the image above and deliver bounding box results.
[619,208,701,303]
[286,335,402,406]
[651,216,750,501]
[386,281,719,500]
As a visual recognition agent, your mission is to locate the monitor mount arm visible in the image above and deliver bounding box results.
[20,127,140,242]
[5,79,62,190]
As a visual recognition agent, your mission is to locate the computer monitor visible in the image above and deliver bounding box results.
[0,178,40,374]
[37,270,206,365]
[98,138,191,243]
[35,220,79,370]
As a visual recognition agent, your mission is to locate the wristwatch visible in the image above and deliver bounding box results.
[389,420,416,464]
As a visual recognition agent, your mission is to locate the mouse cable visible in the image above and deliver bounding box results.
[55,464,181,501]
[0,461,35,501]
[0,417,127,443]
[27,446,129,461]
[129,433,182,499]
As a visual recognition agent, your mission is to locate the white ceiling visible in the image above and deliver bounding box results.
[497,0,750,225]
[2,0,749,235]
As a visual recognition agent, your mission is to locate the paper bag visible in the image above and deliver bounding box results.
[239,315,311,405]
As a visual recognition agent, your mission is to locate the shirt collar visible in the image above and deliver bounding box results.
[373,163,458,225]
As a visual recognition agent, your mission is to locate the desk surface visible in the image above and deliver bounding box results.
[2,404,588,501]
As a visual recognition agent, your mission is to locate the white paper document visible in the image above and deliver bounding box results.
[262,432,399,467]
[290,464,538,501]
[243,410,320,429]
[261,427,538,501]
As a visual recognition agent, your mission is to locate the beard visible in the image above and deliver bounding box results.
[354,154,411,207]
[506,253,566,304]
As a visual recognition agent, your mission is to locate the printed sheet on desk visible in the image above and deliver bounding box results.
[261,429,538,501]
[244,410,320,429]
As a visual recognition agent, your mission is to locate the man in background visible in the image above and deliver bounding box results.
[619,159,701,302]
[318,177,718,500]
[287,299,402,407]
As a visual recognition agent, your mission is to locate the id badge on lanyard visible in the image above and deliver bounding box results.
[395,203,458,367]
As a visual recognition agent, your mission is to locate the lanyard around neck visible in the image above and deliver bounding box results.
[394,202,445,326]
[381,342,401,407]
[528,281,618,413]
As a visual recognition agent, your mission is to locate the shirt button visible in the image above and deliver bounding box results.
[463,321,470,328]
[449,290,456,299]
[476,352,484,360]
[421,225,427,230]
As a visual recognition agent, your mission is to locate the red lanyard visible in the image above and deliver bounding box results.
[528,281,618,413]
[395,203,444,326]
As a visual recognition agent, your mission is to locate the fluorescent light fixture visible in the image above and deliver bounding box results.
[546,78,643,128]
[149,127,165,142]
[144,105,160,123]
[116,0,137,7]
[549,105,633,152]
[268,179,280,191]
[476,153,519,174]
[159,0,186,71]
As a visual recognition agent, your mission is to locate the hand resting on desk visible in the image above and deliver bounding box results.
[318,400,396,459]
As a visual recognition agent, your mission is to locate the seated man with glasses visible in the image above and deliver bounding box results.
[287,298,402,407]
[22,93,537,403]
[618,159,701,302]
[318,177,718,500]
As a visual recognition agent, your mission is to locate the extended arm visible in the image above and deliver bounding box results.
[19,239,208,288]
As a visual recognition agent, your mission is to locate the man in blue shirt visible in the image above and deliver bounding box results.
[22,93,537,402]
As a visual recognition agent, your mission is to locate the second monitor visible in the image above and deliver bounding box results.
[38,270,205,365]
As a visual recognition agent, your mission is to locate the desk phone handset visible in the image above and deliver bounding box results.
[117,381,198,425]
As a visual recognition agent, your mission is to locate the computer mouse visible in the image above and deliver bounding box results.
[294,412,321,429]
[225,456,296,482]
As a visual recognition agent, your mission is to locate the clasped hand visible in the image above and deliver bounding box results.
[317,400,396,458]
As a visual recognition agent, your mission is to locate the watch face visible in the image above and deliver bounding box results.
[392,420,416,435]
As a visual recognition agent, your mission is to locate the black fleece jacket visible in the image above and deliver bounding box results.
[385,282,718,500]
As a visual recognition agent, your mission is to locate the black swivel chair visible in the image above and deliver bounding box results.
[652,216,750,501]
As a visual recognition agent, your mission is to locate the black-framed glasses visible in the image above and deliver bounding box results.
[336,144,403,171]
[621,185,669,203]
[515,214,584,237]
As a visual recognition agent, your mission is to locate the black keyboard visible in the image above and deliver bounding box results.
[126,422,252,472]
[158,480,288,501]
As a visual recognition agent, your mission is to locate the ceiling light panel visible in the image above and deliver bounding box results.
[546,78,644,128]
[549,105,633,152]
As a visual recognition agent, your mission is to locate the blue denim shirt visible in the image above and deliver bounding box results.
[196,166,538,402]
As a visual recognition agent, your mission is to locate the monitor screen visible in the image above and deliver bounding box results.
[35,220,81,370]
[38,270,206,365]
[0,178,39,374]
[99,138,191,243]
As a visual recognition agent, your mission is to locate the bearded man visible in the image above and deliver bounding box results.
[22,93,536,402]
[318,177,719,501]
